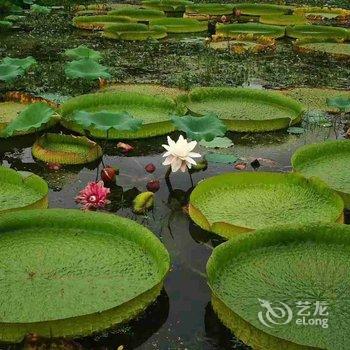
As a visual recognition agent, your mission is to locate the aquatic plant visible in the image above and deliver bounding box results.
[141,0,193,13]
[286,24,349,41]
[65,58,111,80]
[204,153,239,164]
[162,135,201,172]
[171,113,227,141]
[75,181,110,210]
[0,63,22,82]
[292,139,350,208]
[216,23,285,39]
[3,102,57,137]
[207,223,350,349]
[32,133,103,165]
[0,209,170,341]
[150,18,207,33]
[64,45,102,61]
[0,166,48,212]
[108,7,165,20]
[234,3,292,16]
[189,172,344,238]
[61,91,186,139]
[178,87,304,132]
[133,191,155,213]
[294,6,350,21]
[199,136,233,148]
[259,14,308,26]
[185,3,234,16]
[1,56,36,71]
[30,4,51,14]
[0,20,12,30]
[103,23,167,41]
[326,96,350,112]
[73,15,134,30]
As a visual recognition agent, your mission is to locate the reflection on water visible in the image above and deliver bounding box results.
[0,119,348,349]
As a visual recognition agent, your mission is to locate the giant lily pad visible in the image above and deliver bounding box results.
[108,7,166,20]
[65,58,111,80]
[171,113,227,141]
[0,209,170,342]
[3,102,56,137]
[141,0,193,13]
[294,6,350,20]
[179,87,304,132]
[72,110,143,134]
[327,96,350,112]
[61,91,186,139]
[103,23,167,41]
[189,172,344,238]
[32,133,103,165]
[150,18,207,33]
[0,166,48,213]
[0,21,12,30]
[292,140,350,208]
[235,3,292,16]
[207,223,350,350]
[64,45,102,61]
[279,87,350,112]
[286,24,349,41]
[1,56,37,71]
[259,14,308,26]
[294,39,350,59]
[216,23,286,39]
[185,3,234,16]
[0,64,23,82]
[73,15,135,30]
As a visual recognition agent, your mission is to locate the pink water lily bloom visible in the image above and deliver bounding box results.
[162,135,201,172]
[75,181,111,210]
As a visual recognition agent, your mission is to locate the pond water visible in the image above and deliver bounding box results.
[1,5,350,350]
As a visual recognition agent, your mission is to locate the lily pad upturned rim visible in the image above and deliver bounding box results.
[286,24,349,41]
[73,15,135,30]
[150,18,207,33]
[207,223,350,350]
[60,91,186,139]
[32,133,103,165]
[294,39,350,59]
[234,3,292,16]
[189,171,344,239]
[178,87,304,132]
[292,139,350,208]
[0,166,48,213]
[216,23,286,39]
[0,208,170,342]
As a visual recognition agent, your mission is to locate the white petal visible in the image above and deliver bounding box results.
[188,152,201,158]
[167,136,175,147]
[162,150,172,157]
[162,144,171,151]
[171,157,182,172]
[163,155,174,165]
[180,162,187,172]
[187,140,197,152]
[185,157,197,165]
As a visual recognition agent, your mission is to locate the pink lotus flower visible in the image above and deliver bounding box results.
[75,181,111,210]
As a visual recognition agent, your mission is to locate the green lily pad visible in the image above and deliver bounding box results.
[3,103,56,137]
[141,0,193,13]
[61,91,186,139]
[0,21,12,30]
[0,209,170,342]
[327,96,350,112]
[259,14,308,26]
[31,4,51,14]
[207,223,350,350]
[0,166,48,213]
[64,45,102,61]
[65,58,111,80]
[150,18,207,33]
[72,110,143,133]
[199,137,233,148]
[287,126,305,134]
[204,153,239,164]
[235,3,291,16]
[292,140,350,208]
[185,3,234,16]
[295,40,350,59]
[73,15,135,30]
[32,133,103,165]
[171,113,227,141]
[286,25,349,41]
[1,56,37,71]
[108,7,166,20]
[189,172,344,238]
[216,23,286,39]
[0,64,23,82]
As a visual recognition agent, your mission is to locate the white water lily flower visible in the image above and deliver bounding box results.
[162,135,201,172]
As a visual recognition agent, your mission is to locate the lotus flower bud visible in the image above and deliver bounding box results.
[145,163,156,173]
[146,180,160,192]
[47,162,62,171]
[117,142,134,153]
[234,162,247,170]
[101,166,118,183]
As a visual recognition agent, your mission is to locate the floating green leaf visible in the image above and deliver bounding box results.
[65,58,111,80]
[1,56,37,71]
[199,137,233,149]
[205,153,239,164]
[4,103,55,137]
[31,4,51,14]
[0,64,23,82]
[171,113,227,141]
[64,45,102,61]
[326,96,350,112]
[287,126,305,134]
[71,110,143,133]
[133,191,155,214]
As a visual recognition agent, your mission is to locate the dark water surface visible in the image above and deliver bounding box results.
[0,122,349,349]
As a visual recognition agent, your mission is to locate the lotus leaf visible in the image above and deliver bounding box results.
[189,172,344,238]
[204,153,239,164]
[150,18,206,33]
[199,137,233,149]
[61,91,186,139]
[1,56,36,71]
[0,209,170,341]
[64,45,102,61]
[207,223,350,350]
[0,64,23,82]
[0,20,12,30]
[216,23,285,39]
[32,133,103,165]
[73,15,134,30]
[0,166,48,213]
[108,7,165,20]
[65,58,111,80]
[327,96,350,112]
[286,24,349,41]
[3,103,56,137]
[235,3,292,16]
[179,87,304,132]
[292,140,350,208]
[171,113,226,141]
[72,110,143,133]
